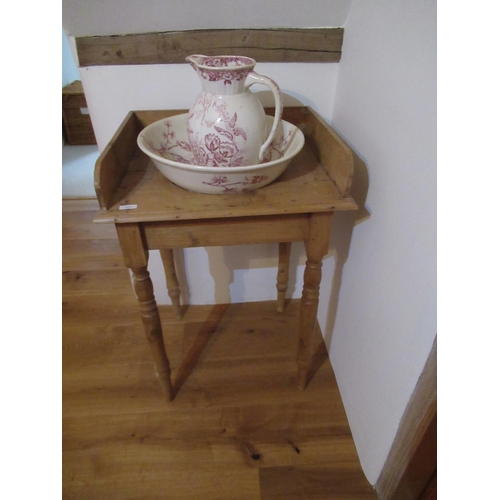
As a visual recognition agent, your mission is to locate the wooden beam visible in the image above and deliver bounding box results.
[76,28,344,67]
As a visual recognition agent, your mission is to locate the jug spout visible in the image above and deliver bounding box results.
[186,54,256,92]
[186,54,256,71]
[185,54,210,68]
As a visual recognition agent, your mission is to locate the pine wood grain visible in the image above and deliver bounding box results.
[93,107,358,218]
[75,28,344,67]
[94,111,143,210]
[160,248,182,318]
[143,214,309,249]
[62,199,376,499]
[277,242,292,312]
[281,107,355,197]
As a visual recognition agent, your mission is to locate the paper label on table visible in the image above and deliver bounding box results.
[119,204,138,210]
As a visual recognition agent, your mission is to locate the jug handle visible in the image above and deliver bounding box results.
[246,72,283,162]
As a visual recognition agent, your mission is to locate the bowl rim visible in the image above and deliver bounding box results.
[137,114,305,173]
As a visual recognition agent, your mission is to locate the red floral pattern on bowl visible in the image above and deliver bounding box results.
[137,113,304,194]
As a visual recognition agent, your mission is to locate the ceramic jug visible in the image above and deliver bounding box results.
[186,54,283,167]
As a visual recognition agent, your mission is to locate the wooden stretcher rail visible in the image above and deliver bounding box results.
[143,214,310,249]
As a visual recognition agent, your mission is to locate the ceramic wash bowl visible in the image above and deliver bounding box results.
[137,113,305,194]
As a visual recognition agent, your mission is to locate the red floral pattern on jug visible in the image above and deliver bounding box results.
[187,97,250,167]
[186,54,283,166]
[191,56,254,85]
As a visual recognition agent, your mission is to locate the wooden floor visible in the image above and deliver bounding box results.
[62,199,377,500]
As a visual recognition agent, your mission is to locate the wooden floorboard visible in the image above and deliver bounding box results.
[62,199,377,499]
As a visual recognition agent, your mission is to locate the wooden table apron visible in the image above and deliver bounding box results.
[93,107,358,402]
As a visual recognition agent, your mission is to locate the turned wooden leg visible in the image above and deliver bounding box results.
[160,248,182,318]
[297,213,333,390]
[116,223,173,401]
[276,242,292,312]
[131,266,173,400]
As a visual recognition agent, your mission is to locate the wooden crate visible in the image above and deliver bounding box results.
[62,80,97,145]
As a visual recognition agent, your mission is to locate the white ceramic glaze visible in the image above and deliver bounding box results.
[186,54,283,167]
[137,113,304,194]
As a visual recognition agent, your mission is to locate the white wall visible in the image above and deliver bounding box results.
[62,0,351,36]
[329,0,436,484]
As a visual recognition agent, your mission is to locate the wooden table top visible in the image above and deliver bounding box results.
[93,107,358,224]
